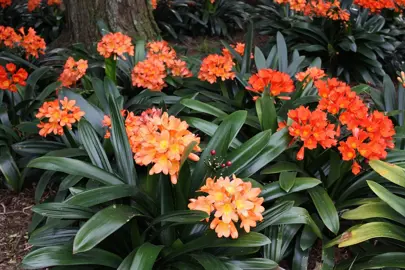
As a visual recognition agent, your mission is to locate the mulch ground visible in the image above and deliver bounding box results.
[0,187,35,270]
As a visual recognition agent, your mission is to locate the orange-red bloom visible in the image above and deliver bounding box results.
[247,69,295,98]
[0,26,22,48]
[58,57,88,88]
[354,0,395,13]
[286,106,337,160]
[97,32,134,60]
[19,27,46,58]
[103,108,201,184]
[28,0,41,12]
[151,0,158,9]
[295,67,326,86]
[198,54,235,84]
[132,41,192,90]
[47,0,62,6]
[0,63,28,92]
[36,98,85,137]
[189,175,265,239]
[0,0,11,8]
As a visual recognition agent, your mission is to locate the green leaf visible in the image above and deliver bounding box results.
[239,129,290,178]
[0,152,21,191]
[151,210,208,225]
[279,171,297,192]
[254,46,266,70]
[226,130,272,175]
[273,207,322,238]
[73,205,142,253]
[65,185,154,210]
[22,246,122,269]
[254,201,294,232]
[224,258,278,270]
[276,32,288,73]
[347,252,405,270]
[12,140,66,156]
[192,253,229,270]
[256,95,277,132]
[341,202,405,225]
[261,161,304,174]
[261,177,322,202]
[78,119,113,173]
[189,111,247,193]
[117,249,137,270]
[28,157,124,185]
[28,228,78,247]
[241,22,253,75]
[308,186,339,234]
[367,180,405,217]
[181,99,228,118]
[383,74,396,113]
[165,232,270,260]
[129,243,163,270]
[332,222,405,247]
[109,96,137,185]
[183,117,242,149]
[91,77,109,114]
[369,160,405,188]
[24,67,51,100]
[35,171,55,203]
[32,203,94,219]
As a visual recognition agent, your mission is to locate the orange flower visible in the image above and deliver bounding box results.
[104,108,201,184]
[353,0,395,13]
[131,58,167,91]
[0,63,28,92]
[132,41,192,90]
[58,57,88,88]
[247,69,295,98]
[97,32,134,60]
[398,71,405,88]
[189,175,264,239]
[27,0,41,12]
[0,0,11,8]
[198,54,235,84]
[36,98,85,137]
[286,106,337,160]
[295,67,326,86]
[222,43,253,59]
[0,26,22,48]
[151,0,158,9]
[47,0,62,6]
[19,27,46,58]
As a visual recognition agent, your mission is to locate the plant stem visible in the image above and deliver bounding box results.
[219,81,229,98]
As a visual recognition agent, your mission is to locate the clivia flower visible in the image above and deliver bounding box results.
[0,63,28,92]
[97,32,134,60]
[198,54,235,84]
[188,175,265,239]
[58,57,88,88]
[246,69,294,99]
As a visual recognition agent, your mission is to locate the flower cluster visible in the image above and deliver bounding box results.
[353,0,395,13]
[188,175,264,239]
[36,98,85,137]
[246,69,295,99]
[47,0,62,6]
[58,57,88,88]
[0,63,28,92]
[281,76,395,175]
[0,26,22,48]
[283,106,337,160]
[398,71,405,88]
[0,0,11,8]
[103,108,201,184]
[151,0,158,9]
[222,43,253,59]
[28,0,41,11]
[132,41,192,91]
[97,32,134,60]
[275,0,350,21]
[295,67,326,86]
[198,54,235,84]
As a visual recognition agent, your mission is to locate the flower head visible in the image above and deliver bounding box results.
[295,67,326,86]
[198,54,235,84]
[47,0,62,6]
[103,108,201,184]
[97,32,134,59]
[0,26,22,48]
[28,0,41,11]
[247,69,295,98]
[0,63,28,92]
[19,27,46,58]
[0,0,11,8]
[58,57,88,88]
[189,175,264,239]
[36,98,85,137]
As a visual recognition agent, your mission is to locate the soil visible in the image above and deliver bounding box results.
[0,187,35,270]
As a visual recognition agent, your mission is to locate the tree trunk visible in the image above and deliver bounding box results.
[60,0,159,46]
